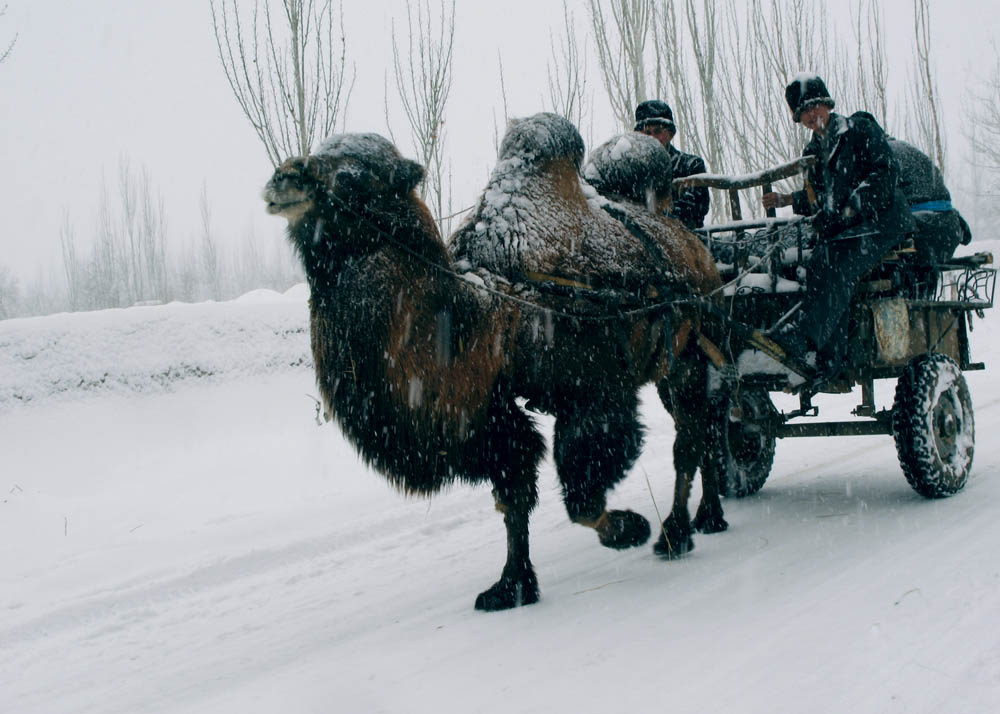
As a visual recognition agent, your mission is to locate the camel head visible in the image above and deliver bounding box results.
[263,133,425,229]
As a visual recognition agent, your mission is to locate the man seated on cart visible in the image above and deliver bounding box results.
[762,73,915,376]
[851,110,972,297]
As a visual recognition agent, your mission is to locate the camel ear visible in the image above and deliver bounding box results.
[392,159,425,194]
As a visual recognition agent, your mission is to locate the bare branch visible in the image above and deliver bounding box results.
[545,0,590,131]
[209,0,355,166]
[0,3,17,65]
[390,0,456,234]
[589,0,655,129]
[904,0,946,175]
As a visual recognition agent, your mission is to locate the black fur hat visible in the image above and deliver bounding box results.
[785,74,835,122]
[633,99,676,134]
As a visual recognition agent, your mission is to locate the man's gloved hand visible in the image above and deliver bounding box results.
[811,208,843,238]
[673,192,706,223]
[672,195,695,218]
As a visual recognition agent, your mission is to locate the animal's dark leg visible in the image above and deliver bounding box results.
[554,394,651,550]
[653,418,697,559]
[692,392,728,534]
[475,490,537,611]
[653,355,727,558]
[474,394,546,612]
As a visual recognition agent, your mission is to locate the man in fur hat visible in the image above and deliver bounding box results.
[762,74,915,374]
[634,99,710,229]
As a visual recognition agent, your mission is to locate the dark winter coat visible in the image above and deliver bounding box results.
[785,112,916,350]
[790,112,915,245]
[666,144,710,230]
[889,137,970,265]
[892,137,949,206]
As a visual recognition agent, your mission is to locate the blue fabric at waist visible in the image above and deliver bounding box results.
[910,200,952,212]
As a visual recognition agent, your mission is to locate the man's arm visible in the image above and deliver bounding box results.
[671,155,710,227]
[790,141,822,215]
[847,118,897,220]
[765,142,820,215]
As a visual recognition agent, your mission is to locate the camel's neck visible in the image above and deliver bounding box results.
[292,198,449,298]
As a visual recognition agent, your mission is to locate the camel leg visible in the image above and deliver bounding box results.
[653,354,727,558]
[475,393,546,612]
[653,414,697,559]
[553,394,651,550]
[475,489,537,611]
[691,397,728,534]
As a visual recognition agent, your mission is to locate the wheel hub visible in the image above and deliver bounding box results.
[934,393,961,457]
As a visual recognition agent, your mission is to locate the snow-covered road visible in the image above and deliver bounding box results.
[2,272,998,713]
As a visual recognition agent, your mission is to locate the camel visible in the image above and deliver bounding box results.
[263,115,726,611]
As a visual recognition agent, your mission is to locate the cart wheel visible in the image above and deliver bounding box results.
[892,353,975,498]
[716,388,777,497]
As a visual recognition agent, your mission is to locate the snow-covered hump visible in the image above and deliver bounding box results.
[448,112,714,293]
[583,132,672,207]
[495,112,586,172]
[450,113,587,274]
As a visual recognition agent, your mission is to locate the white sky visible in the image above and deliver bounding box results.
[0,0,996,283]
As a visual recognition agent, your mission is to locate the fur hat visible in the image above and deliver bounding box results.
[785,74,835,122]
[633,100,676,134]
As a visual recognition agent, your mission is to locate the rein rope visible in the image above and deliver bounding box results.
[326,192,781,324]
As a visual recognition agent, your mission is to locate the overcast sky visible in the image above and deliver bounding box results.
[0,1,996,284]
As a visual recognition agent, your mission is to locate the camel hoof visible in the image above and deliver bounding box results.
[653,518,694,560]
[598,509,651,549]
[475,572,540,611]
[693,506,729,534]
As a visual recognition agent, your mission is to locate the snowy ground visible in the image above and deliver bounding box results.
[2,245,999,714]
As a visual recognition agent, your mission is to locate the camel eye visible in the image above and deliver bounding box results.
[274,169,304,189]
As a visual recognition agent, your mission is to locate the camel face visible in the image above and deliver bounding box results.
[263,157,317,226]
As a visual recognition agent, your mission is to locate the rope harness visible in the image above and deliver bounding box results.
[327,191,780,324]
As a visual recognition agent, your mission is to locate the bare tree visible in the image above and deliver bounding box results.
[390,0,456,235]
[846,0,889,128]
[0,264,19,320]
[651,1,730,219]
[491,51,512,154]
[904,0,946,175]
[0,3,16,65]
[210,0,355,166]
[967,52,1000,178]
[545,0,590,135]
[199,183,221,300]
[589,0,655,129]
[116,158,168,304]
[56,158,170,310]
[963,50,1000,237]
[59,213,84,311]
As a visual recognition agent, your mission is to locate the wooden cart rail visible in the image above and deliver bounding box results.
[672,156,816,220]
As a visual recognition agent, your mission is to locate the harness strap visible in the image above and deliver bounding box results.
[523,271,593,290]
[599,203,675,288]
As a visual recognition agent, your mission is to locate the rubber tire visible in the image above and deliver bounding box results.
[892,353,975,498]
[716,388,778,498]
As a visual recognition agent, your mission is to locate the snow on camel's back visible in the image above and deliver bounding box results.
[262,113,725,611]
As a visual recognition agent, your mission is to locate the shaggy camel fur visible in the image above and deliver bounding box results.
[263,118,725,611]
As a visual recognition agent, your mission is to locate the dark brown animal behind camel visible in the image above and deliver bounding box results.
[263,121,726,611]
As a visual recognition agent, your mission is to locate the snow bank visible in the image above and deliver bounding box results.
[0,286,312,408]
